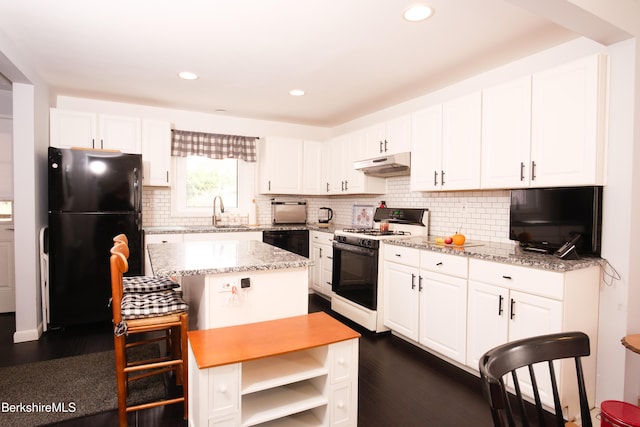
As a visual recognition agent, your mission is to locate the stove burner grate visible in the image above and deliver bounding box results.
[341,228,410,236]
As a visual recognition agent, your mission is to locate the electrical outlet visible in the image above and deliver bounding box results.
[219,282,235,293]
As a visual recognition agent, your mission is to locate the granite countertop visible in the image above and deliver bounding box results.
[147,239,311,277]
[385,236,603,272]
[145,224,309,234]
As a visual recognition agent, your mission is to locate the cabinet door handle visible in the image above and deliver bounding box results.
[166,171,169,182]
[319,248,322,258]
[502,275,512,280]
[498,295,504,316]
[380,140,383,153]
[268,180,271,191]
[91,138,95,149]
[411,273,416,290]
[531,161,536,181]
[100,139,104,149]
[341,181,345,191]
[344,180,348,191]
[441,170,445,186]
[395,253,401,257]
[436,262,443,266]
[418,275,423,292]
[384,139,388,152]
[434,170,438,186]
[520,162,525,181]
[510,298,515,319]
[326,182,330,192]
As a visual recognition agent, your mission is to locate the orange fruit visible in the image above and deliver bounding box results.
[452,233,466,246]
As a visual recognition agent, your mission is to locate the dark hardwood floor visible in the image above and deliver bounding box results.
[0,295,494,426]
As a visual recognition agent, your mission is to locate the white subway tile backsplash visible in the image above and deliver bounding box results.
[142,177,512,243]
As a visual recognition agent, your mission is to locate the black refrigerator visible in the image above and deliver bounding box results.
[48,147,144,327]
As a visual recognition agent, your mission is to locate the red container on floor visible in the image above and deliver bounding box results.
[601,400,640,427]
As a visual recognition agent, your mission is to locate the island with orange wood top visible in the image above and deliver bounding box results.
[187,312,361,427]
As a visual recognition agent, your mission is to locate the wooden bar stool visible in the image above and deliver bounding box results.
[110,239,188,427]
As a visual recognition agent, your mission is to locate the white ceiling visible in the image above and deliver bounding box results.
[0,0,580,127]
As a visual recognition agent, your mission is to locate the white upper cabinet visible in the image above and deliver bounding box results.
[480,77,532,189]
[258,137,303,194]
[50,109,97,149]
[321,131,385,195]
[529,54,608,187]
[441,92,482,190]
[410,104,442,191]
[362,114,411,159]
[98,114,141,153]
[141,119,171,186]
[302,140,322,195]
[411,93,481,192]
[50,108,142,154]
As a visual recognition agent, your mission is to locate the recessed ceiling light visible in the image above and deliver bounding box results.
[178,71,198,80]
[403,4,434,22]
[289,89,305,97]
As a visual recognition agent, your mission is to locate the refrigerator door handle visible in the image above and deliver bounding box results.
[133,167,141,212]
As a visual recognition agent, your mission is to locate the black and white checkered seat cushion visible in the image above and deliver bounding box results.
[122,276,180,293]
[120,290,188,320]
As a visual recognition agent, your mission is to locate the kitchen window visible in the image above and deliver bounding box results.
[171,156,255,217]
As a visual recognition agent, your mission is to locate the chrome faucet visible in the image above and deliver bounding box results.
[212,195,225,226]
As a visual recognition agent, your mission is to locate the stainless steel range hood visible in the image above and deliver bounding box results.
[353,152,411,177]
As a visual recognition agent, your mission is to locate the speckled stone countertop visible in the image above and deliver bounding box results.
[148,239,311,277]
[145,224,309,234]
[385,236,603,272]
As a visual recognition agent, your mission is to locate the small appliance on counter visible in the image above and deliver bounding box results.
[318,207,333,227]
[271,198,307,225]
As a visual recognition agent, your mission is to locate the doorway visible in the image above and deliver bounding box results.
[0,116,14,313]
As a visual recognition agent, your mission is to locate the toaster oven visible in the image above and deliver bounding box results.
[271,198,307,224]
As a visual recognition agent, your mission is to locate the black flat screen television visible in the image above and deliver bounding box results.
[509,186,603,256]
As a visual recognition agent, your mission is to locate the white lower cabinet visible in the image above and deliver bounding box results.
[189,339,358,426]
[466,258,600,420]
[383,244,600,421]
[309,231,334,298]
[383,246,468,362]
[419,269,467,364]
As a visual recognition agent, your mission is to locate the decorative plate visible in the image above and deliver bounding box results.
[352,205,375,228]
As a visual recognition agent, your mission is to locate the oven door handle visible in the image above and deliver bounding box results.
[333,241,378,257]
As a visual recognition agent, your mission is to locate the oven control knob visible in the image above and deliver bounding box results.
[360,239,368,247]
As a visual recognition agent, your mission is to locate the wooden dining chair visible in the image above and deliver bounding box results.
[110,239,188,427]
[479,331,592,427]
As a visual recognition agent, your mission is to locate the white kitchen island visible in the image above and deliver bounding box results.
[147,239,310,329]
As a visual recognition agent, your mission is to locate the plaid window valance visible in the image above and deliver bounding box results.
[171,129,257,162]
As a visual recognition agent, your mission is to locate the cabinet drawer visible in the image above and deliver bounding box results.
[384,245,419,266]
[330,340,357,384]
[208,364,240,418]
[420,250,468,278]
[469,259,564,300]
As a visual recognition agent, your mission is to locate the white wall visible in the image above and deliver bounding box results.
[0,31,51,342]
